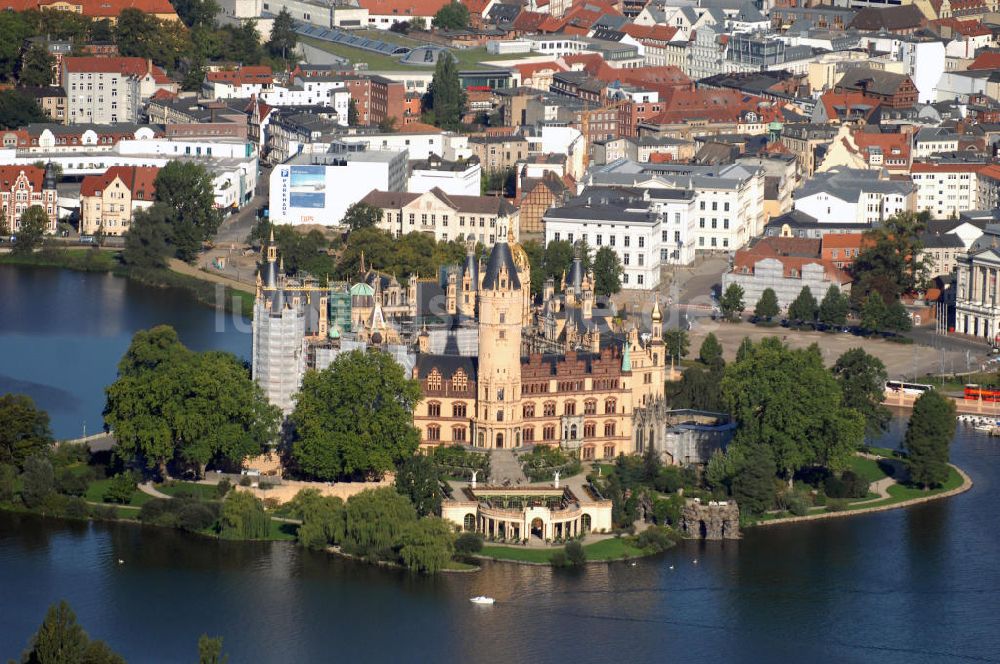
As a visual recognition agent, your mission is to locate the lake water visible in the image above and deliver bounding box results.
[1,267,999,663]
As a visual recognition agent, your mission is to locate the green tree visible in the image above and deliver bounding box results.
[719,283,744,322]
[722,338,865,482]
[668,365,725,412]
[664,328,689,363]
[220,490,269,539]
[395,455,443,517]
[787,285,818,324]
[904,390,956,488]
[342,487,417,559]
[522,239,545,295]
[341,202,382,231]
[735,336,754,363]
[853,211,930,302]
[116,325,188,377]
[832,348,890,436]
[698,333,723,368]
[860,291,888,334]
[753,288,779,321]
[0,463,16,502]
[295,492,346,549]
[122,205,172,268]
[0,13,35,82]
[423,53,465,130]
[20,600,125,664]
[592,246,622,296]
[347,98,359,126]
[399,516,454,573]
[19,43,55,87]
[104,328,279,476]
[730,444,777,515]
[21,454,54,509]
[102,472,137,504]
[543,240,575,286]
[0,394,53,470]
[289,350,422,481]
[173,0,220,27]
[818,284,849,327]
[14,205,48,254]
[883,299,913,333]
[564,540,587,566]
[114,9,189,68]
[266,8,297,61]
[0,89,47,129]
[154,161,222,262]
[432,2,470,29]
[197,634,229,664]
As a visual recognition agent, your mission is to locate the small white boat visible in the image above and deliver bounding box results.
[470,596,495,605]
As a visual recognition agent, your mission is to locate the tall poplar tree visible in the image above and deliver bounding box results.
[423,53,466,131]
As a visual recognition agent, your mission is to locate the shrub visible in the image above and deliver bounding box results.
[635,525,677,552]
[216,479,232,498]
[103,472,137,504]
[454,532,484,555]
[564,540,587,566]
[55,468,89,497]
[177,502,216,532]
[788,496,810,516]
[826,499,849,512]
[0,463,16,502]
[824,470,868,499]
[239,476,252,487]
[140,498,172,523]
[38,493,69,517]
[653,466,684,494]
[91,505,118,521]
[259,481,274,491]
[652,496,683,526]
[21,455,55,508]
[64,496,89,520]
[550,551,567,567]
[220,491,269,540]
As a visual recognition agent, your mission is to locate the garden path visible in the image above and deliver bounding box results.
[488,450,527,486]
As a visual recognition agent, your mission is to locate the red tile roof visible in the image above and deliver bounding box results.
[968,51,1000,70]
[0,166,45,192]
[81,166,159,199]
[357,0,451,16]
[206,66,274,86]
[63,56,172,84]
[910,162,985,173]
[620,24,679,43]
[818,91,880,122]
[931,17,992,36]
[853,130,911,163]
[821,233,869,250]
[733,238,852,284]
[1,0,176,16]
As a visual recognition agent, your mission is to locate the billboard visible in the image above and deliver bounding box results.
[288,165,326,209]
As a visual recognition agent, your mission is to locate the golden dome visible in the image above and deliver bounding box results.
[508,227,530,272]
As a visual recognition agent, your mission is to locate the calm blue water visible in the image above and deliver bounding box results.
[0,266,250,439]
[1,268,999,663]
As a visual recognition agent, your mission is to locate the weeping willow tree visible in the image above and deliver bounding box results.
[342,488,417,559]
[220,490,269,540]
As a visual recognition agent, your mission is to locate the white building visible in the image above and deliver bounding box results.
[62,57,177,125]
[794,169,915,226]
[339,129,471,161]
[268,146,408,225]
[408,154,481,197]
[202,66,274,100]
[913,128,961,159]
[543,189,666,289]
[261,81,350,126]
[911,162,982,219]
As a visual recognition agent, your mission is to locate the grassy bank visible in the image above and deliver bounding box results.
[480,536,654,564]
[0,247,117,272]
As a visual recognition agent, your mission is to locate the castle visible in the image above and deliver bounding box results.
[252,225,676,461]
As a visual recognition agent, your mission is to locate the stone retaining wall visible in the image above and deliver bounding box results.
[752,464,972,528]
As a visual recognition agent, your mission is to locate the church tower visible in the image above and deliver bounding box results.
[475,226,524,450]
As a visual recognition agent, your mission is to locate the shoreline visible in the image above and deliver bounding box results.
[0,248,254,318]
[751,463,973,528]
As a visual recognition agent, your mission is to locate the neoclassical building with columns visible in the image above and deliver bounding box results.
[412,227,669,461]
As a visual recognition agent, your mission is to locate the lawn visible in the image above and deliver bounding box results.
[156,481,221,500]
[845,455,891,486]
[267,519,299,541]
[84,479,152,507]
[847,467,965,510]
[480,537,649,564]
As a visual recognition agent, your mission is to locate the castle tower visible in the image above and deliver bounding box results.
[459,240,478,319]
[475,226,524,450]
[446,269,457,316]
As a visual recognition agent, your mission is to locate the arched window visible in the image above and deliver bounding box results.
[543,401,556,417]
[581,513,592,532]
[523,427,535,442]
[604,398,617,414]
[452,402,467,418]
[452,426,467,442]
[584,421,595,438]
[570,424,577,439]
[584,399,597,415]
[427,425,441,441]
[564,400,576,416]
[604,421,616,437]
[543,425,556,440]
[582,446,595,460]
[464,513,476,531]
[427,402,441,417]
[523,402,535,418]
[603,444,615,459]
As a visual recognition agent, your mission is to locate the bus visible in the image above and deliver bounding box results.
[885,380,934,396]
[964,384,1000,402]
